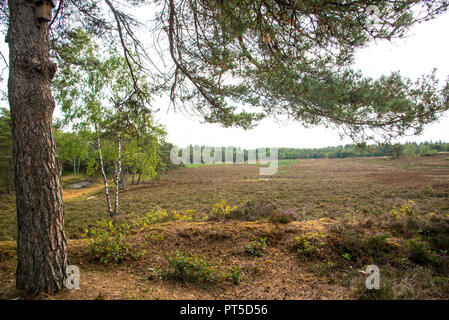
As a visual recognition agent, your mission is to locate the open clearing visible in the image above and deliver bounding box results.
[1,155,449,299]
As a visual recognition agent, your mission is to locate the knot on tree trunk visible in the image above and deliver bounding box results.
[21,55,57,80]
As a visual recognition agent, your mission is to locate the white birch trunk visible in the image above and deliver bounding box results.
[113,133,122,216]
[96,133,113,217]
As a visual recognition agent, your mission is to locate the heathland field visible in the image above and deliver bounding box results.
[1,155,449,299]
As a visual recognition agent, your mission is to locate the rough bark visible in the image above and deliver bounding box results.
[7,0,68,294]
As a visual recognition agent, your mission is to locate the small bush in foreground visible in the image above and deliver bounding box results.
[355,283,395,300]
[226,199,277,221]
[390,200,415,219]
[269,209,298,224]
[365,235,393,264]
[408,240,436,266]
[244,237,267,257]
[134,208,206,226]
[222,266,242,285]
[160,248,217,283]
[82,220,146,264]
[295,232,327,258]
[208,200,237,221]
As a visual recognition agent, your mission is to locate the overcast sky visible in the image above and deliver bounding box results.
[1,7,448,149]
[153,11,449,149]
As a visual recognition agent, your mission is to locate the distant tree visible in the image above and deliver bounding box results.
[403,144,417,158]
[55,130,90,175]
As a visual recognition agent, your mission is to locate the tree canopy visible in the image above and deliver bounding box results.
[2,1,447,143]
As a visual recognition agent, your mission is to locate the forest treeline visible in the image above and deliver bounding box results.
[0,107,182,194]
[276,142,449,160]
[180,141,448,163]
[2,106,448,194]
[1,106,448,194]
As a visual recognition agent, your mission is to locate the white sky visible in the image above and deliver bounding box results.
[153,12,449,149]
[1,7,448,149]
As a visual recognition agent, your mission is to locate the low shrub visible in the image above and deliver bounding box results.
[244,237,267,257]
[160,248,217,283]
[408,240,435,266]
[208,200,238,221]
[355,283,395,300]
[294,232,327,258]
[82,220,146,264]
[269,209,298,224]
[390,200,416,219]
[134,208,206,226]
[420,216,449,251]
[226,199,278,221]
[365,235,393,264]
[222,266,242,285]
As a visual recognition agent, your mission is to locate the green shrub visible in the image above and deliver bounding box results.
[244,237,267,257]
[356,284,395,300]
[269,209,297,224]
[134,208,205,226]
[365,235,393,264]
[222,266,242,285]
[160,248,217,283]
[225,199,277,221]
[342,253,351,261]
[434,276,449,295]
[421,216,449,251]
[295,232,326,258]
[390,200,415,219]
[208,200,237,221]
[408,240,434,266]
[82,220,146,264]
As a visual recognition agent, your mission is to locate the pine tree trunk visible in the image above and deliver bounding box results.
[7,0,67,294]
[96,133,113,216]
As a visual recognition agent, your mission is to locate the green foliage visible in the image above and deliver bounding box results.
[164,1,449,140]
[0,108,13,193]
[224,199,277,221]
[55,129,92,175]
[53,28,167,184]
[341,253,351,261]
[386,144,404,159]
[244,237,267,257]
[356,283,396,300]
[295,232,327,257]
[390,200,416,219]
[408,240,435,266]
[133,208,206,226]
[269,209,297,224]
[365,235,392,264]
[160,248,217,283]
[208,200,238,221]
[82,220,147,264]
[276,141,449,160]
[421,216,449,252]
[222,266,242,285]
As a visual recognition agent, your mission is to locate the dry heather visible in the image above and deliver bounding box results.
[0,155,449,299]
